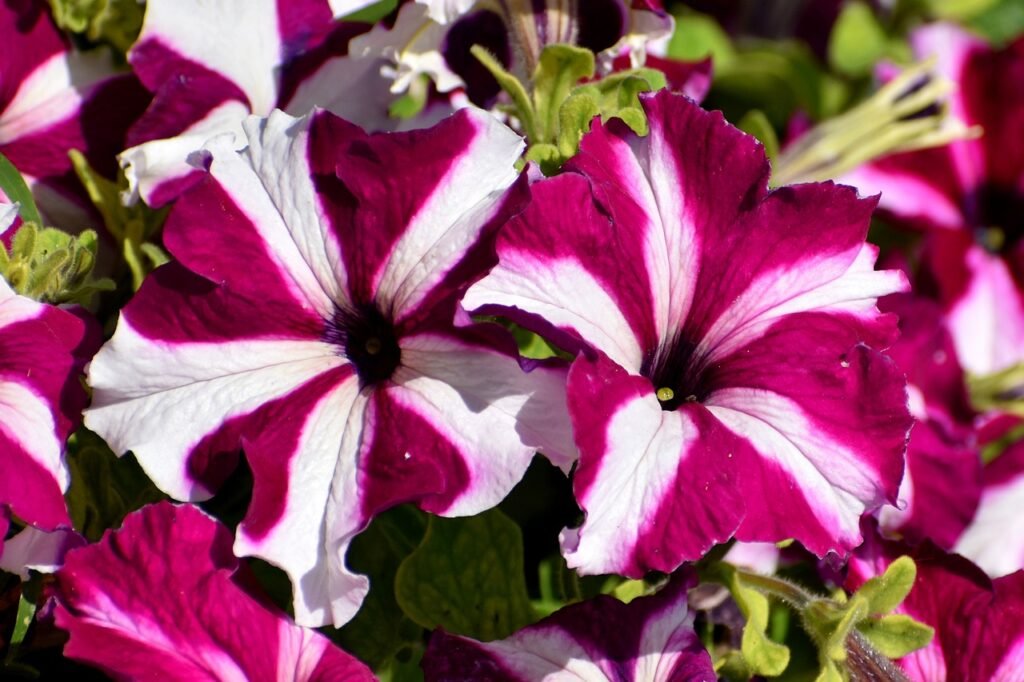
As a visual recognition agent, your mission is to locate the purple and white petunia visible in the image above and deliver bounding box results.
[0,208,92,534]
[421,571,715,681]
[0,0,149,227]
[841,24,1024,375]
[847,523,1024,682]
[120,0,390,206]
[875,293,981,549]
[465,91,911,578]
[54,502,376,681]
[953,417,1024,578]
[85,107,574,627]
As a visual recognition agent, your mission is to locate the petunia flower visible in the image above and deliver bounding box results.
[464,90,911,578]
[841,24,1024,375]
[0,0,149,228]
[953,416,1024,578]
[0,207,92,533]
[54,501,376,681]
[85,107,574,627]
[847,522,1024,682]
[875,293,981,549]
[421,572,715,681]
[120,0,393,207]
[0,525,85,580]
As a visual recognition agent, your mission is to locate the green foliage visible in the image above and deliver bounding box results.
[969,361,1024,419]
[726,567,791,677]
[49,0,144,53]
[855,556,916,615]
[858,614,935,659]
[828,2,889,77]
[70,150,168,291]
[341,0,398,22]
[64,428,165,541]
[970,0,1024,44]
[0,223,114,305]
[0,153,42,227]
[395,509,535,641]
[473,44,665,173]
[335,506,428,672]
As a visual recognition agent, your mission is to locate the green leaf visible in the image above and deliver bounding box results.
[667,10,735,66]
[334,506,428,670]
[4,585,37,666]
[342,0,398,22]
[737,109,780,161]
[856,556,917,616]
[471,46,538,142]
[926,0,1000,20]
[0,154,41,227]
[823,595,868,662]
[971,0,1024,45]
[729,570,791,676]
[828,2,888,77]
[395,509,535,641]
[556,92,602,160]
[857,614,935,659]
[815,658,844,682]
[532,44,595,144]
[65,428,165,541]
[49,0,144,52]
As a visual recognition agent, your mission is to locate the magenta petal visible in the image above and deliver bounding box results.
[54,502,374,682]
[422,571,714,681]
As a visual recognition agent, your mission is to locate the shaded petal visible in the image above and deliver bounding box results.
[54,502,375,682]
[422,571,715,681]
[954,436,1024,579]
[0,526,84,579]
[921,232,1024,375]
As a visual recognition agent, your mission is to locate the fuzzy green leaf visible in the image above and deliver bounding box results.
[471,45,538,142]
[857,614,935,659]
[730,571,791,676]
[395,509,534,641]
[857,556,917,616]
[556,92,601,159]
[532,44,595,144]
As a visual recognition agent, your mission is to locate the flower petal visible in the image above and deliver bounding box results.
[54,502,375,681]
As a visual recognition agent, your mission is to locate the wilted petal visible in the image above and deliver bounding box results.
[54,502,375,682]
[422,571,714,681]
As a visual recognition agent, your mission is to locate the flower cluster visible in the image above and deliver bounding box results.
[1,1,1022,680]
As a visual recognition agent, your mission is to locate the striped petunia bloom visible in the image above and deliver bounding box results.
[465,90,911,577]
[0,206,92,533]
[842,24,1024,375]
[421,572,715,681]
[54,502,376,681]
[0,0,148,228]
[86,107,574,627]
[120,0,387,207]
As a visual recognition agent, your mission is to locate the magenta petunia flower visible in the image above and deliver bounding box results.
[120,0,387,206]
[54,502,375,681]
[848,523,1024,682]
[464,91,911,577]
[842,24,1024,375]
[953,416,1024,578]
[0,0,149,227]
[875,293,981,549]
[421,572,715,681]
[85,107,574,627]
[0,212,92,533]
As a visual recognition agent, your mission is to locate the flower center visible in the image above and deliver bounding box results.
[326,303,401,387]
[966,184,1024,255]
[641,334,712,412]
